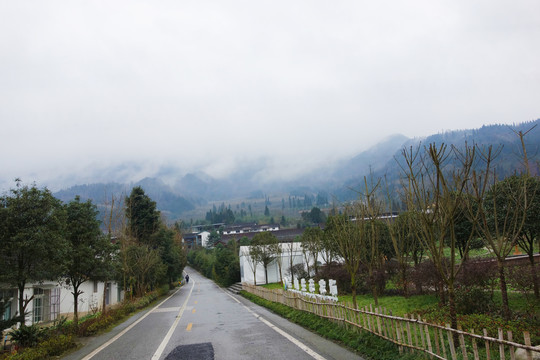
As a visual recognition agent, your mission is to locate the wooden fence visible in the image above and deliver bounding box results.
[243,284,539,360]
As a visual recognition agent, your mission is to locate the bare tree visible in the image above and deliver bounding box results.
[328,206,366,308]
[400,143,477,330]
[252,232,278,284]
[301,227,322,277]
[467,146,530,319]
[243,245,261,286]
[283,239,301,280]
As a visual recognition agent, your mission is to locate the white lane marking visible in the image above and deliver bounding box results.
[223,290,326,360]
[151,280,195,360]
[81,285,185,360]
[152,307,181,313]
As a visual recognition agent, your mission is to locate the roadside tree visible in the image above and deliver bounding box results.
[0,180,68,318]
[64,196,116,325]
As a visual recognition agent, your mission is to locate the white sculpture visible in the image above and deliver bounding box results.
[301,278,307,292]
[294,277,300,291]
[318,279,327,295]
[308,279,315,293]
[329,279,338,297]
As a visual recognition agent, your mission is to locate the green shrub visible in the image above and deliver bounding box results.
[8,346,47,360]
[9,325,47,348]
[7,334,75,360]
[38,334,76,356]
[455,287,494,315]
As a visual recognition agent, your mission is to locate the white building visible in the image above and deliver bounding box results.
[1,279,123,327]
[239,242,325,285]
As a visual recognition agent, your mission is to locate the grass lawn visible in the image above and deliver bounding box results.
[261,282,439,316]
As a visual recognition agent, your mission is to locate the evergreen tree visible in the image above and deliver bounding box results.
[0,180,68,318]
[125,186,160,244]
[64,196,116,325]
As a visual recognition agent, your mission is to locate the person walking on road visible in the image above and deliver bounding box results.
[185,274,189,283]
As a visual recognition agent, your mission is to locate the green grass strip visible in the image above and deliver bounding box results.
[240,291,418,360]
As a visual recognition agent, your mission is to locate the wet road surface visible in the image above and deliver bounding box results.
[62,268,364,360]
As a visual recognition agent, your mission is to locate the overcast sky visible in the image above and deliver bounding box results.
[1,1,539,190]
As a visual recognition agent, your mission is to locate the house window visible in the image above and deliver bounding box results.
[1,289,14,321]
[33,288,44,323]
[93,280,98,293]
[50,288,60,321]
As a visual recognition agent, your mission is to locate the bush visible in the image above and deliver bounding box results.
[455,286,494,315]
[317,264,352,294]
[456,259,497,289]
[410,259,444,296]
[287,263,309,280]
[6,334,75,360]
[37,334,76,357]
[9,325,47,348]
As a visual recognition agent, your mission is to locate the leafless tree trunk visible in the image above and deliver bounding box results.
[400,143,477,331]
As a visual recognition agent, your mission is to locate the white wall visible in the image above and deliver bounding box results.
[5,279,124,326]
[239,242,322,285]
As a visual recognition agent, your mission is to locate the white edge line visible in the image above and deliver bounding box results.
[222,289,326,360]
[151,280,195,360]
[81,285,185,360]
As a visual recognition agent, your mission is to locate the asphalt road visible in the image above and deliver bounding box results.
[62,268,364,360]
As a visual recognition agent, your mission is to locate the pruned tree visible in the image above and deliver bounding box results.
[515,175,540,299]
[400,143,477,330]
[283,238,301,280]
[244,245,262,285]
[468,163,531,319]
[301,227,323,277]
[386,211,424,297]
[327,210,366,308]
[252,232,278,284]
[320,217,339,267]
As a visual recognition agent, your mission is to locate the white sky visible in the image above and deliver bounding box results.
[1,1,539,189]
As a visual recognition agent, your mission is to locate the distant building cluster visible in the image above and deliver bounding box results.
[182,222,303,248]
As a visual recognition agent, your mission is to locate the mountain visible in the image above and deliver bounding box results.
[336,119,540,201]
[54,178,196,220]
[52,119,540,220]
[331,133,409,181]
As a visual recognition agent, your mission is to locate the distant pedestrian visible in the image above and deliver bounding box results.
[185,274,189,283]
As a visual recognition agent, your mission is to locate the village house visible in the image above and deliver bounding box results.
[1,280,123,328]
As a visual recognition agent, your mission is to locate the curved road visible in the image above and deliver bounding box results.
[63,268,363,360]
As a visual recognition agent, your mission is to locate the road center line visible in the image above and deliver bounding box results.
[223,290,326,360]
[151,280,195,360]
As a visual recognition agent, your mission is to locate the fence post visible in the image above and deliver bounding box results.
[439,326,448,360]
[523,331,532,360]
[419,317,426,350]
[424,323,433,357]
[405,315,413,353]
[446,324,457,360]
[375,307,382,335]
[413,315,420,349]
[457,325,468,360]
[484,329,491,360]
[396,320,403,355]
[382,308,388,338]
[433,320,440,357]
[470,329,479,360]
[498,328,505,360]
[508,331,515,360]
